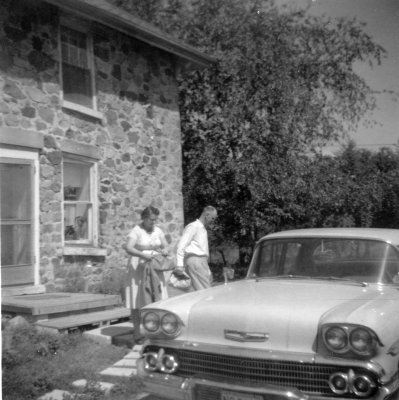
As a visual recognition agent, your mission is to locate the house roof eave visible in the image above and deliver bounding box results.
[44,0,216,70]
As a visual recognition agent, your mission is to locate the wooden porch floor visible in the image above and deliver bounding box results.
[1,292,123,321]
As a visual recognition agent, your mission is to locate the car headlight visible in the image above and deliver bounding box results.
[143,311,160,332]
[349,327,376,356]
[324,326,348,352]
[161,313,180,336]
[321,324,379,357]
[142,309,183,337]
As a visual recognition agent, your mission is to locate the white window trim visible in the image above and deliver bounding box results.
[0,147,40,286]
[62,154,99,249]
[62,100,103,120]
[59,15,103,120]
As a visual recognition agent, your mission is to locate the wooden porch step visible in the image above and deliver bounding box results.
[35,307,131,332]
[2,292,122,320]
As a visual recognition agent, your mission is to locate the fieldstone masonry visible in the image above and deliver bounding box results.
[0,0,185,293]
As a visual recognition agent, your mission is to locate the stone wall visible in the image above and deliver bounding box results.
[0,0,185,294]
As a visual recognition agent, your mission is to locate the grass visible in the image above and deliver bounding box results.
[2,323,141,400]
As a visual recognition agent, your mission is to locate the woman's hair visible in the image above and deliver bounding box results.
[141,206,160,219]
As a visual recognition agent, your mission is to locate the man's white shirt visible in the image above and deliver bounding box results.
[176,219,209,268]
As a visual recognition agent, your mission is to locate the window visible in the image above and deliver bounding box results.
[252,238,399,284]
[255,241,302,277]
[0,149,39,287]
[63,156,98,246]
[59,18,101,119]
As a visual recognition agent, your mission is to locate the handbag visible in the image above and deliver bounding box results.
[150,254,176,271]
[168,270,191,290]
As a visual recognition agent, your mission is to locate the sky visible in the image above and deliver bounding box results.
[276,0,399,153]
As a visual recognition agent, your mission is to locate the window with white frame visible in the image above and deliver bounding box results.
[59,18,101,118]
[63,156,98,246]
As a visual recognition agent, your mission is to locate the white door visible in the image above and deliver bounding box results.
[1,150,39,287]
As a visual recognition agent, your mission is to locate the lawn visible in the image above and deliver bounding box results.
[2,321,141,400]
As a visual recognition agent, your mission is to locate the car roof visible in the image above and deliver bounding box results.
[260,228,399,246]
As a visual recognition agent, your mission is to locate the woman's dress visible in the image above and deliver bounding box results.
[125,225,169,309]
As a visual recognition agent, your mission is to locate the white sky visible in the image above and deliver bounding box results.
[276,0,399,152]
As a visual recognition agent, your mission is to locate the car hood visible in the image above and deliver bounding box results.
[151,279,398,353]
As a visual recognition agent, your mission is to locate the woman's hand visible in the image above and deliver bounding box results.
[142,252,155,261]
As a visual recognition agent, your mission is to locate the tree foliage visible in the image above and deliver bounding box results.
[288,144,399,230]
[109,0,395,256]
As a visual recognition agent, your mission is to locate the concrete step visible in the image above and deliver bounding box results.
[35,307,130,332]
[83,321,134,345]
[111,330,135,348]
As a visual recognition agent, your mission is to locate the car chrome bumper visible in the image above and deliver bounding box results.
[137,358,310,400]
[137,358,399,400]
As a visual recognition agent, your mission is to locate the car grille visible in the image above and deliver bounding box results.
[194,385,330,400]
[177,349,333,393]
[146,346,371,396]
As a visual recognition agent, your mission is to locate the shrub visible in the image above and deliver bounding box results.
[91,267,127,300]
[2,322,130,400]
[210,262,248,283]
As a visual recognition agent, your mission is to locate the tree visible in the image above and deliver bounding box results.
[109,0,386,259]
[295,143,399,230]
[337,143,399,228]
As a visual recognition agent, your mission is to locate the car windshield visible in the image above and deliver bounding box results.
[249,237,399,285]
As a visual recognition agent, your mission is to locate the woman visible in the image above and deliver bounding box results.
[125,206,170,343]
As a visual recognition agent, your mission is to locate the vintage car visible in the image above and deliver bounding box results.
[137,228,399,400]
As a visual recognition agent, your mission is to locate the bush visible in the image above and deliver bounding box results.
[210,262,248,283]
[91,267,127,301]
[2,322,130,400]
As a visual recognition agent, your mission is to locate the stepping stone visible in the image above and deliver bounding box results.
[72,379,115,395]
[135,393,152,399]
[38,389,71,400]
[100,366,137,378]
[114,358,138,367]
[124,350,141,359]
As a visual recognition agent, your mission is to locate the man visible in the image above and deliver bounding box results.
[176,206,217,290]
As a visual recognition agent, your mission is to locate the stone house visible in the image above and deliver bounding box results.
[0,0,214,296]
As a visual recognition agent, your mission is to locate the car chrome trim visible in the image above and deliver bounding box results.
[321,323,379,357]
[328,372,349,395]
[141,345,383,395]
[189,376,309,400]
[352,373,376,397]
[145,341,389,378]
[146,340,316,362]
[141,309,184,338]
[224,329,269,342]
[138,358,310,400]
[139,357,398,400]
